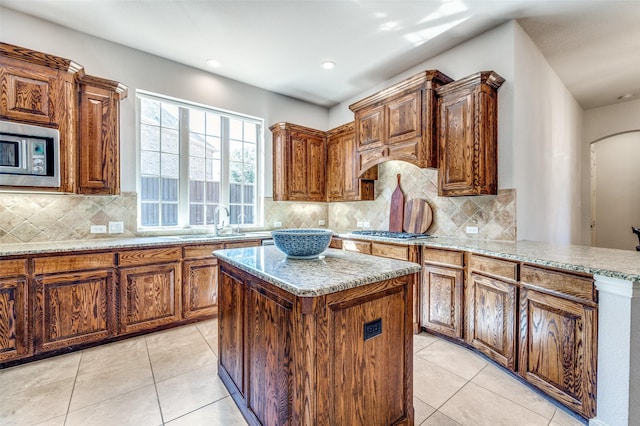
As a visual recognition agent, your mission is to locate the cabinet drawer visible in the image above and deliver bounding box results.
[0,259,27,276]
[423,248,463,267]
[224,240,260,249]
[183,244,224,259]
[34,252,115,274]
[118,247,181,267]
[469,254,518,281]
[329,238,343,249]
[520,265,595,303]
[342,239,371,254]
[371,242,409,260]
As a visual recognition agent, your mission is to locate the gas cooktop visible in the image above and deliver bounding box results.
[350,230,431,239]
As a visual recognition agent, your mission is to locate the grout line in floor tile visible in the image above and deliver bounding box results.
[62,350,83,425]
[145,336,166,426]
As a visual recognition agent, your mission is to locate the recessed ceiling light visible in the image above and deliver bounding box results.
[322,61,336,70]
[206,59,221,68]
[379,21,398,31]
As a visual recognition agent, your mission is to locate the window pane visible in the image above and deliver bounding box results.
[243,163,255,184]
[190,133,206,157]
[229,205,241,224]
[190,109,205,134]
[230,161,243,184]
[161,103,179,129]
[162,178,178,201]
[190,180,204,202]
[206,205,217,225]
[206,113,221,136]
[141,177,160,201]
[162,128,179,154]
[190,156,205,180]
[243,122,256,143]
[190,204,204,225]
[161,204,178,226]
[141,124,160,151]
[243,184,254,204]
[243,206,254,224]
[230,183,242,203]
[141,151,160,176]
[141,203,159,226]
[230,140,243,162]
[206,136,220,159]
[229,118,243,140]
[206,182,220,203]
[141,99,160,126]
[161,153,179,178]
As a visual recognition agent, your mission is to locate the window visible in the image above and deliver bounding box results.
[137,92,262,229]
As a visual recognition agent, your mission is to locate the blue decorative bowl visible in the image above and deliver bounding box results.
[271,228,333,259]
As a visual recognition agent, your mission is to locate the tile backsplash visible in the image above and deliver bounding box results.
[0,161,515,244]
[0,192,138,244]
[328,161,516,241]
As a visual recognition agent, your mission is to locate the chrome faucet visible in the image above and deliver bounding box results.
[213,205,230,235]
[236,213,246,234]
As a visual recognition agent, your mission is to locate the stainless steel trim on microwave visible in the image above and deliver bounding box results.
[0,120,60,188]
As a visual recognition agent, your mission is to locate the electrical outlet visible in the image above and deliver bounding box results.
[466,226,479,234]
[357,221,364,228]
[108,221,124,234]
[318,219,325,226]
[90,225,107,234]
[363,222,370,228]
[274,221,282,228]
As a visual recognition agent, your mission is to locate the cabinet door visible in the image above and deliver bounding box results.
[218,269,245,395]
[466,273,517,370]
[78,83,119,195]
[0,277,28,362]
[326,133,344,201]
[386,91,421,146]
[119,262,181,334]
[305,133,326,201]
[519,288,597,418]
[421,264,463,339]
[438,88,475,196]
[355,104,385,151]
[34,269,116,353]
[246,282,294,425]
[183,258,218,320]
[0,60,62,124]
[288,132,309,199]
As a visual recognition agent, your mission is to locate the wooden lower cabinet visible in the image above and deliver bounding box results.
[119,262,181,334]
[218,261,415,426]
[519,265,597,418]
[34,269,116,353]
[420,248,464,339]
[465,254,519,370]
[0,259,29,362]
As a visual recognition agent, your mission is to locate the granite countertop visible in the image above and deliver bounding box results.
[0,231,273,256]
[337,232,640,282]
[213,246,422,297]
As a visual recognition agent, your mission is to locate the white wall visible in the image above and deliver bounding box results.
[330,21,586,244]
[512,24,585,244]
[0,7,329,195]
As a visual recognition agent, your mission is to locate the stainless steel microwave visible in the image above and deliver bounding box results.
[0,120,60,188]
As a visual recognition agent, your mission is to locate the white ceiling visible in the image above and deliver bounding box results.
[2,0,639,110]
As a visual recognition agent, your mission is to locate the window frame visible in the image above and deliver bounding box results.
[135,90,264,231]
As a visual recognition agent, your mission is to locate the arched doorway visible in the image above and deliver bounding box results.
[591,130,640,250]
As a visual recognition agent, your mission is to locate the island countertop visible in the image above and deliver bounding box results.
[213,245,421,297]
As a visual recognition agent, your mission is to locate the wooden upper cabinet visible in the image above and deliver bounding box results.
[349,70,453,175]
[78,75,127,195]
[326,122,377,202]
[270,122,326,202]
[437,71,504,196]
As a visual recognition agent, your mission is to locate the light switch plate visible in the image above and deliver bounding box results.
[318,219,325,226]
[108,221,124,234]
[466,226,479,234]
[274,221,282,228]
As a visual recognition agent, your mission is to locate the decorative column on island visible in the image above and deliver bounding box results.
[213,245,421,426]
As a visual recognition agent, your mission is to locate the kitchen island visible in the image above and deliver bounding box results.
[213,246,421,426]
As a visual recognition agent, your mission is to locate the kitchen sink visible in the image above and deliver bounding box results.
[167,233,245,240]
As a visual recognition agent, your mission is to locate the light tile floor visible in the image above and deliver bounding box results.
[0,319,586,426]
